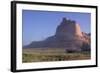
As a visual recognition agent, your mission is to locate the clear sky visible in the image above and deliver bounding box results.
[22,10,91,46]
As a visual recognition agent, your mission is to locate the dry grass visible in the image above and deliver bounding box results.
[22,48,90,63]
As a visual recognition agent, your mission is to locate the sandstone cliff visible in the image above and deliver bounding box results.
[24,17,90,52]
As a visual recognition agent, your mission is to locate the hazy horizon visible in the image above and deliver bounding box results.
[22,10,91,46]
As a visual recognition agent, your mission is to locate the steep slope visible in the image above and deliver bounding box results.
[24,17,90,52]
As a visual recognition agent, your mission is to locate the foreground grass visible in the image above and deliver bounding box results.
[22,48,90,63]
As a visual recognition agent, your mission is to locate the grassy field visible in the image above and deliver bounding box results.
[22,48,91,63]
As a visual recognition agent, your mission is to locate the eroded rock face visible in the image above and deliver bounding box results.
[24,17,90,52]
[56,18,81,36]
[75,23,83,37]
[55,18,82,39]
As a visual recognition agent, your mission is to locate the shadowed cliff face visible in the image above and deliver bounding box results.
[24,17,90,52]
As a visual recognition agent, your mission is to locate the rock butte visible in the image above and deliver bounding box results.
[24,17,90,52]
[55,18,83,39]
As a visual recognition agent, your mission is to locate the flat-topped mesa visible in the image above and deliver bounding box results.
[55,17,82,39]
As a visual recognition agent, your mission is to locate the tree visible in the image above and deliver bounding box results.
[81,42,90,52]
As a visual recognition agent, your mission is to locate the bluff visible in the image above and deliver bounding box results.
[55,18,82,39]
[24,18,90,52]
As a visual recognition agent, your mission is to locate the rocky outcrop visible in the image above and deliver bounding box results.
[55,18,82,39]
[24,17,90,52]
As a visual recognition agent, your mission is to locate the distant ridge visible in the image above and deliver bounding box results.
[24,17,90,52]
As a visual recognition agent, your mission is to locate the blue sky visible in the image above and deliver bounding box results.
[22,10,91,46]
